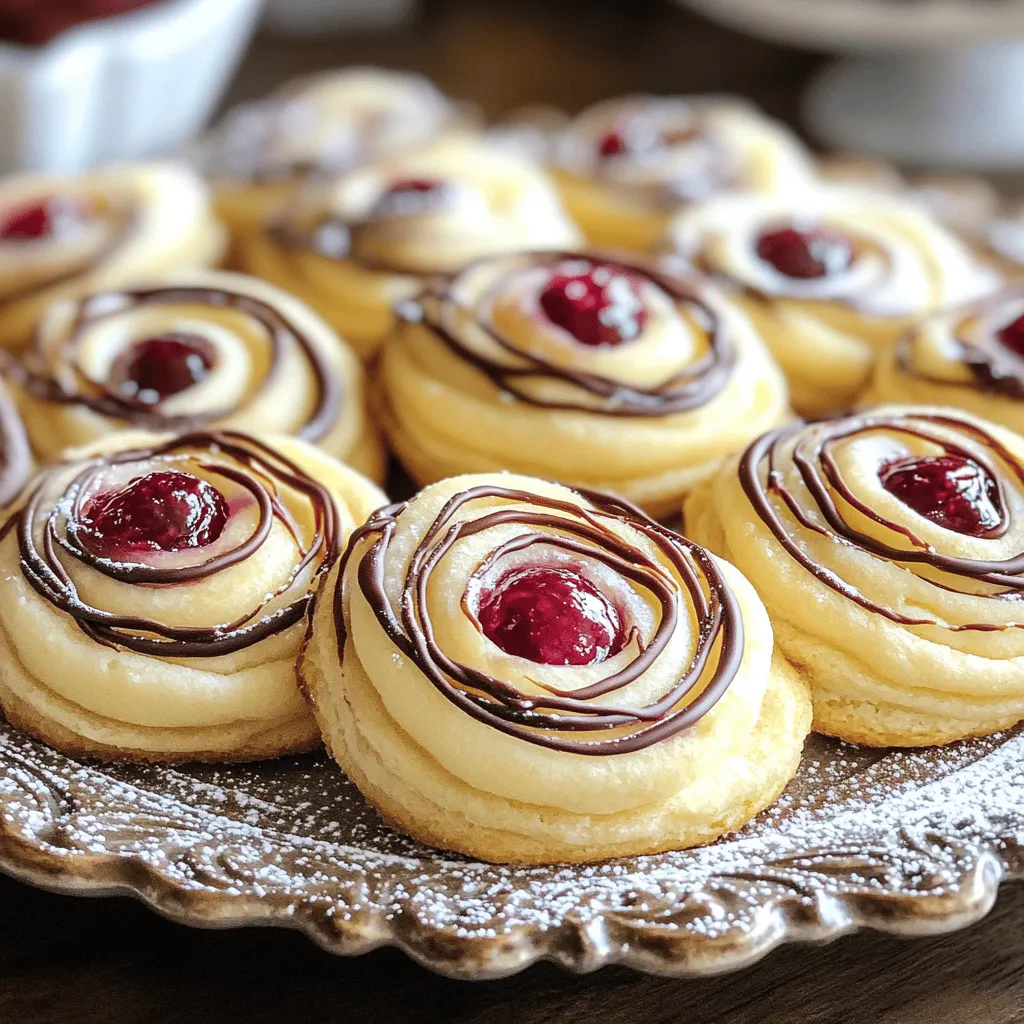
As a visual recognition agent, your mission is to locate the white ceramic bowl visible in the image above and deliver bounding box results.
[0,0,262,175]
[680,0,1024,52]
[681,0,1024,167]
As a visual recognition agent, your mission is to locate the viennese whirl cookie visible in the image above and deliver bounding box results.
[205,67,465,255]
[666,186,995,416]
[8,270,384,480]
[867,290,1024,437]
[378,250,790,517]
[0,163,225,351]
[687,406,1024,746]
[552,95,814,251]
[301,473,811,863]
[243,137,580,359]
[0,430,385,762]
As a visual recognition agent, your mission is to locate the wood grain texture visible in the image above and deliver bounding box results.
[2,0,1021,1019]
[3,872,1024,1024]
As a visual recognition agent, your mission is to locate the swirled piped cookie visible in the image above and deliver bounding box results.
[665,187,997,417]
[242,137,581,360]
[6,270,384,480]
[300,473,811,863]
[0,163,225,351]
[204,68,464,253]
[0,430,386,762]
[685,406,1024,747]
[866,291,1024,436]
[377,251,790,518]
[551,95,814,252]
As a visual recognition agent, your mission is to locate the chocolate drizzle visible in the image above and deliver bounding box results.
[267,188,469,277]
[333,483,743,754]
[4,432,342,658]
[896,292,1024,401]
[739,412,1024,630]
[397,251,737,418]
[686,222,896,314]
[14,285,342,442]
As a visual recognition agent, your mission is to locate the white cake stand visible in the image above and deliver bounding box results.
[681,0,1024,168]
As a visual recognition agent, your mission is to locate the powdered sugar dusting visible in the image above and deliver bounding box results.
[1,723,1021,977]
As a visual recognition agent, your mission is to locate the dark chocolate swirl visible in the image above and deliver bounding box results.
[396,251,737,417]
[895,291,1024,401]
[334,483,743,754]
[4,432,342,658]
[661,187,998,322]
[689,220,897,313]
[267,202,452,276]
[266,175,509,277]
[739,411,1024,628]
[13,284,342,442]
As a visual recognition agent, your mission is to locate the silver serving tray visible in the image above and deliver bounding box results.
[1,717,1022,978]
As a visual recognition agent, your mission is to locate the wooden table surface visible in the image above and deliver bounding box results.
[3,2,1023,1021]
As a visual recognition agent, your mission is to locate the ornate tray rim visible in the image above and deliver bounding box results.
[2,722,1022,980]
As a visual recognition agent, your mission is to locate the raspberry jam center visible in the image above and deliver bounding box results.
[0,1,159,46]
[755,226,854,280]
[77,471,229,556]
[597,129,630,158]
[997,312,1024,357]
[0,196,83,242]
[109,333,214,407]
[370,177,449,218]
[539,261,649,347]
[477,565,624,666]
[595,122,695,161]
[879,454,1002,536]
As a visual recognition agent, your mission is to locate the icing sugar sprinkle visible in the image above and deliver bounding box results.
[1,722,1022,974]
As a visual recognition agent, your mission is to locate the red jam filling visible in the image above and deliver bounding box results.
[109,333,214,406]
[595,121,695,161]
[370,177,449,218]
[879,454,1002,536]
[0,196,84,242]
[477,565,624,666]
[755,226,854,280]
[597,130,629,158]
[77,471,229,556]
[539,261,649,346]
[0,1,159,47]
[996,312,1024,358]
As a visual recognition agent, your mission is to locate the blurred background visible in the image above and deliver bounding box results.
[225,0,814,122]
[3,0,1024,180]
